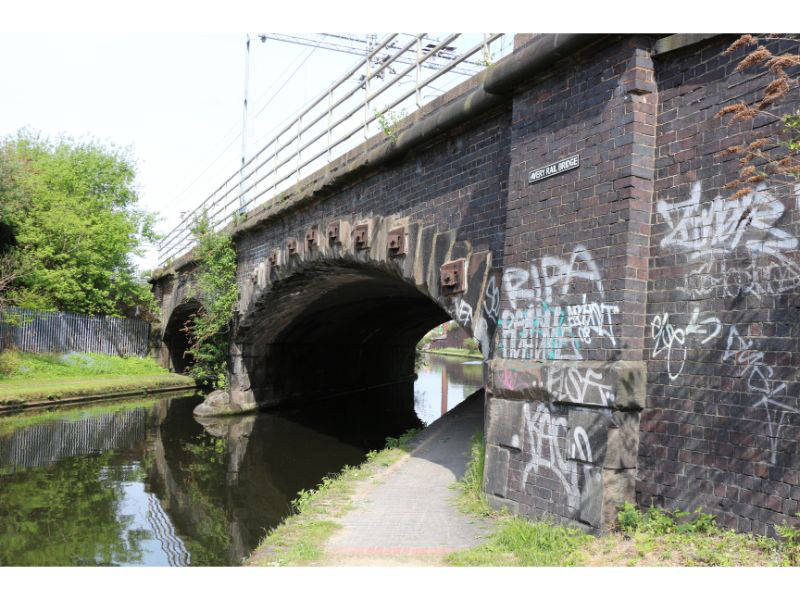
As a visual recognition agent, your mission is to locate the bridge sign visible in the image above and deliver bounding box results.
[528,154,580,184]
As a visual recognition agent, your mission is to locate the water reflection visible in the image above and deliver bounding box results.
[0,354,484,566]
[414,353,483,425]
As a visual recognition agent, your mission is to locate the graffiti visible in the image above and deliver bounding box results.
[676,260,720,299]
[541,365,616,407]
[454,298,473,327]
[677,256,800,300]
[521,403,592,508]
[721,256,800,299]
[500,303,580,361]
[494,364,615,407]
[498,367,521,393]
[502,244,603,308]
[658,182,798,261]
[723,326,799,464]
[566,296,619,347]
[651,308,721,380]
[483,274,500,323]
[499,296,618,361]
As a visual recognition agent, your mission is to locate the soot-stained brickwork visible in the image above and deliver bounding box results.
[641,36,800,537]
[152,34,800,536]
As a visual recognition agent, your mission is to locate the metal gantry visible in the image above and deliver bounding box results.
[158,33,512,266]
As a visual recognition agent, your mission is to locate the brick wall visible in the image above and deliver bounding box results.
[484,36,655,531]
[640,36,800,536]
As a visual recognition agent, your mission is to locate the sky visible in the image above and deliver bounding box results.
[0,1,760,273]
[0,31,371,269]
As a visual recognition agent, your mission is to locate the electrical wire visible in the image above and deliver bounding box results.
[171,37,323,205]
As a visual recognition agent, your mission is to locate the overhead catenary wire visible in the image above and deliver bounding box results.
[170,37,323,209]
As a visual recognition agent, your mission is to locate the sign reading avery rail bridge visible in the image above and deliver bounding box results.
[528,154,580,184]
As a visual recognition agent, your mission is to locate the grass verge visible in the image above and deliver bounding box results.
[0,350,193,405]
[446,434,800,566]
[247,428,420,566]
[422,347,482,359]
[0,373,194,405]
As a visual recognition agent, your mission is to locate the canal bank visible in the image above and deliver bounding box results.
[247,390,493,567]
[0,353,482,566]
[0,350,195,411]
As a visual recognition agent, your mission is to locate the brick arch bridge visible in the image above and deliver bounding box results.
[151,33,800,536]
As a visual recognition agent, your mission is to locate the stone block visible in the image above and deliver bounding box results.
[487,494,519,515]
[604,412,641,469]
[486,396,525,450]
[567,408,613,465]
[484,444,511,498]
[602,469,637,530]
[487,359,645,409]
[578,465,604,528]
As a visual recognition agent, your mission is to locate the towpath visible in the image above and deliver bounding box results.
[322,392,493,566]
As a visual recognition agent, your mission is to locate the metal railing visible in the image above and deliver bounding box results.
[158,33,512,266]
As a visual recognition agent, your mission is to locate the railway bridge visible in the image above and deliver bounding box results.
[150,33,800,536]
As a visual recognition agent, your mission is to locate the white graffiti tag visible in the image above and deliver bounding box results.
[498,246,618,362]
[542,365,616,407]
[651,307,721,380]
[521,403,593,508]
[454,298,473,327]
[658,182,797,261]
[502,244,603,308]
[723,326,799,465]
[483,275,500,323]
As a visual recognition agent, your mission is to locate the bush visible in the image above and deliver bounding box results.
[616,502,718,536]
[463,337,480,352]
[0,349,21,376]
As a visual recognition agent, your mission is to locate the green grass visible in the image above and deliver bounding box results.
[423,347,482,359]
[247,428,420,566]
[0,350,193,404]
[600,503,798,567]
[452,432,492,517]
[0,350,170,379]
[446,434,800,567]
[448,517,592,566]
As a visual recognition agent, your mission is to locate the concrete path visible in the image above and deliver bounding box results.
[323,391,493,566]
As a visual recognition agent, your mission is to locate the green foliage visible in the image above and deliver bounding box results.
[776,514,800,566]
[186,213,238,389]
[480,44,494,67]
[0,349,22,377]
[0,351,169,381]
[616,502,718,536]
[454,431,492,516]
[0,451,149,565]
[384,428,420,450]
[463,337,480,352]
[781,110,800,158]
[0,131,158,316]
[375,109,406,143]
[447,517,591,566]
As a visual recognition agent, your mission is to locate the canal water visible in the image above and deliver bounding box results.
[0,353,483,566]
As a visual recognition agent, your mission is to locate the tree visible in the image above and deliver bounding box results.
[0,131,158,316]
[716,35,800,197]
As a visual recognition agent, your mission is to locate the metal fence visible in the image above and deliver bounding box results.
[158,33,513,266]
[0,307,150,357]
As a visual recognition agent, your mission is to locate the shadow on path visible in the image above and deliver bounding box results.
[324,389,493,565]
